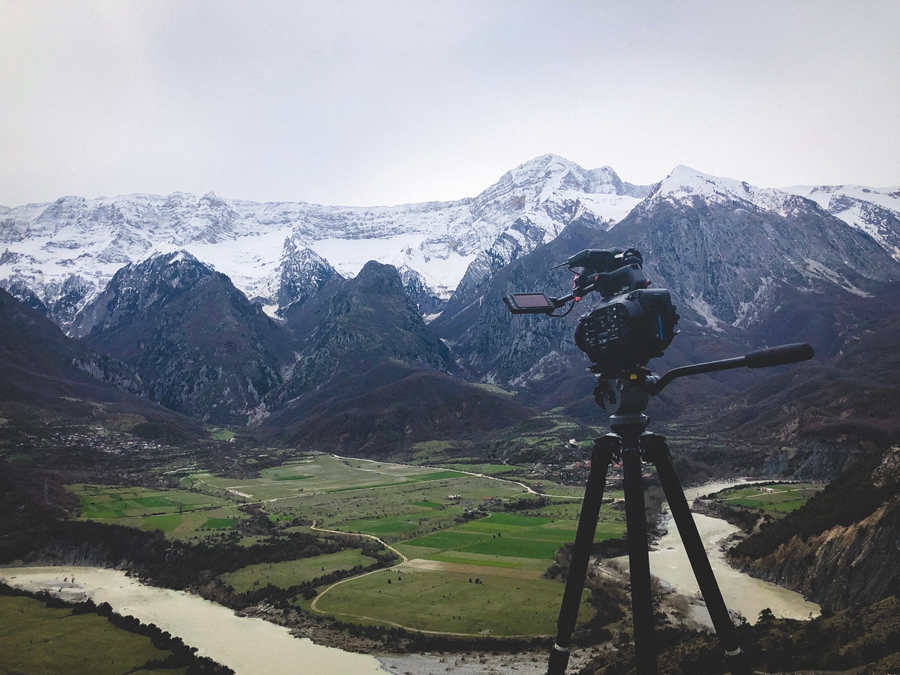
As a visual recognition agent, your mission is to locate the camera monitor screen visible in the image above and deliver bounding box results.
[504,293,555,314]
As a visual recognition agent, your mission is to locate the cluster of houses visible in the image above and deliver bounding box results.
[47,430,171,455]
[526,458,628,488]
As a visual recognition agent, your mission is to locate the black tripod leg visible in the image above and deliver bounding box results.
[622,442,659,675]
[643,434,747,672]
[547,436,616,675]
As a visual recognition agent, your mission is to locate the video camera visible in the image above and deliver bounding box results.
[503,248,679,376]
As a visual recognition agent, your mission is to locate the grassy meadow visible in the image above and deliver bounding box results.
[311,565,592,636]
[712,483,824,513]
[0,594,186,675]
[68,453,625,637]
[220,549,376,592]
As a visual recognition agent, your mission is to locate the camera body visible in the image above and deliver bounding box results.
[575,288,678,374]
[503,247,679,376]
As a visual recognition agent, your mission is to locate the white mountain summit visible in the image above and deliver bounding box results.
[2,155,897,333]
[0,155,649,330]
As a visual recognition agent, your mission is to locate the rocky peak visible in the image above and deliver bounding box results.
[482,154,640,209]
[611,171,900,329]
[280,260,455,394]
[399,265,446,316]
[275,237,338,314]
[72,250,292,424]
[647,165,793,214]
[3,278,48,315]
[785,184,900,261]
[352,260,406,294]
[70,250,214,339]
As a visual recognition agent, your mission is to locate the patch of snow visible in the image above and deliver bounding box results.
[803,259,872,297]
[686,296,725,332]
[786,184,900,214]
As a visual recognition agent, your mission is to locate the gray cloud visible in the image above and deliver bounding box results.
[1,0,897,208]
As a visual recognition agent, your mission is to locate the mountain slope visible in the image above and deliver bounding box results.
[277,260,456,395]
[73,252,294,424]
[0,288,203,445]
[434,167,900,382]
[260,261,533,453]
[785,183,900,259]
[604,166,900,329]
[263,363,534,456]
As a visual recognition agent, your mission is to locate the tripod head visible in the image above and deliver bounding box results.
[596,342,815,416]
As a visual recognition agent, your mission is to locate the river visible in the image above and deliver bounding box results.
[637,481,820,626]
[0,566,387,675]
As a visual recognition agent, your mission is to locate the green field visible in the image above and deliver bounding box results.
[713,483,824,513]
[71,484,232,519]
[69,484,243,537]
[67,453,626,637]
[222,549,377,592]
[313,566,591,636]
[201,517,239,530]
[183,456,472,503]
[0,595,186,675]
[396,510,623,566]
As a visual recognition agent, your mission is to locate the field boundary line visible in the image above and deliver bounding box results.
[307,521,554,639]
[309,521,409,564]
[309,520,413,623]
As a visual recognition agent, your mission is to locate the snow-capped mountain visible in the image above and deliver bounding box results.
[622,166,900,328]
[4,159,900,459]
[648,164,799,213]
[265,236,340,316]
[647,168,900,263]
[784,184,900,259]
[0,155,648,331]
[431,164,900,399]
[3,156,897,338]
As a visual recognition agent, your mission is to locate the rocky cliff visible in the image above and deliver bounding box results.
[733,446,900,610]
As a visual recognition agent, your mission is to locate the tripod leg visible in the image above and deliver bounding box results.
[622,442,659,675]
[643,434,747,673]
[547,436,616,675]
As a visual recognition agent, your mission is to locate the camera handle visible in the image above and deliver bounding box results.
[504,263,651,316]
[547,343,813,675]
[593,343,814,415]
[649,343,814,394]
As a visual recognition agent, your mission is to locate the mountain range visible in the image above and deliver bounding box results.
[0,286,203,448]
[2,154,900,461]
[0,155,651,330]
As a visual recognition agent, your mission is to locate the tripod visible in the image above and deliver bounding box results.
[547,343,814,675]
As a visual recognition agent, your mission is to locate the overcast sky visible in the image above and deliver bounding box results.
[1,1,897,208]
